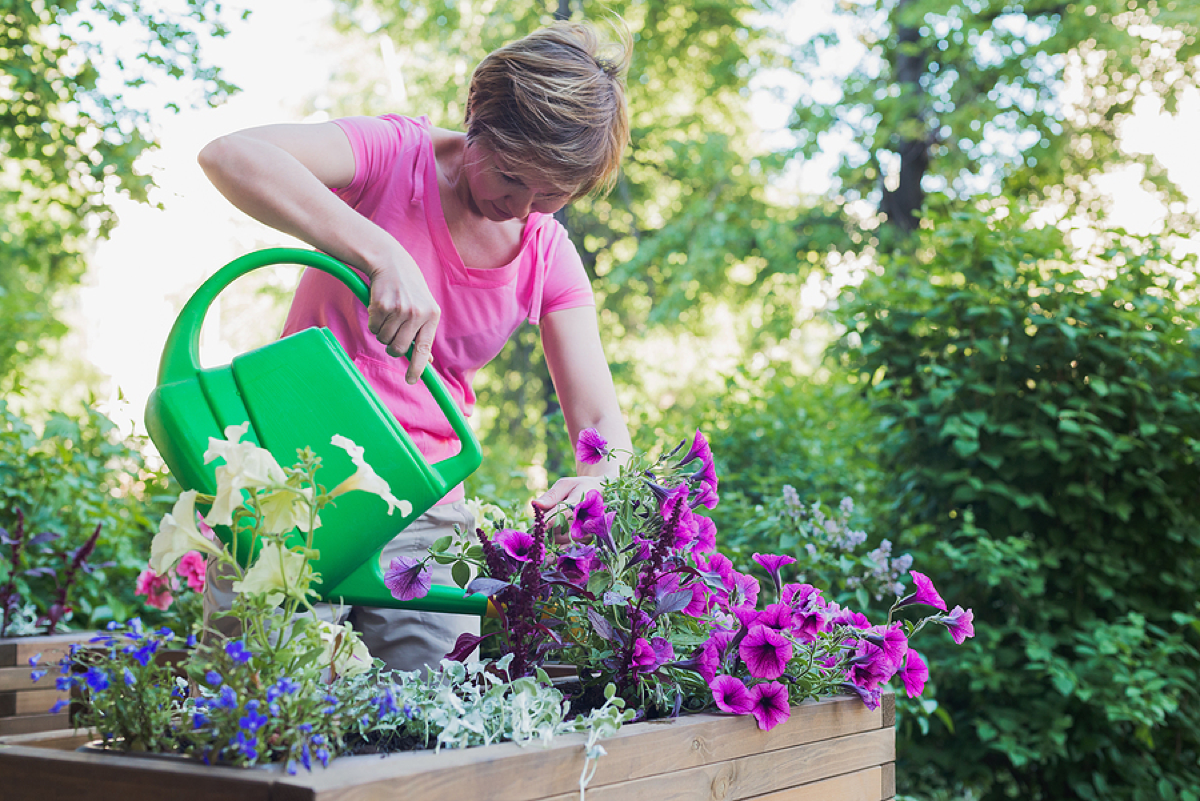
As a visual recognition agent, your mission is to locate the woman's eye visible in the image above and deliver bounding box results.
[500,173,522,185]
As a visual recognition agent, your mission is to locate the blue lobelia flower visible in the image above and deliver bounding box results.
[239,700,268,732]
[49,699,68,715]
[205,670,223,686]
[85,667,110,692]
[30,669,47,683]
[216,684,239,709]
[225,640,253,664]
[123,667,136,686]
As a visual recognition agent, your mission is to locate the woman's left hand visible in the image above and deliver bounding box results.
[532,475,607,545]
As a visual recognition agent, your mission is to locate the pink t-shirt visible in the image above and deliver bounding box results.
[281,114,594,503]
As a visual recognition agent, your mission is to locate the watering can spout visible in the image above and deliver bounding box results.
[145,248,489,616]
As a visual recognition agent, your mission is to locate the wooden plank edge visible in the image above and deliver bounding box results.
[286,695,884,801]
[531,728,895,801]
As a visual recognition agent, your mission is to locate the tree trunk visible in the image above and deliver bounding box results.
[879,0,929,233]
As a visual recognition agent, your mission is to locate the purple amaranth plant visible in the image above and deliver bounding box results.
[0,509,103,636]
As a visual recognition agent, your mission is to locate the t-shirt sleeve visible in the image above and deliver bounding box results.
[330,115,415,207]
[534,222,595,324]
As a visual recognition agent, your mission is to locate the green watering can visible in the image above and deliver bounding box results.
[145,248,491,616]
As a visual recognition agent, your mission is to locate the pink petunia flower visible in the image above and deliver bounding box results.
[631,637,673,674]
[826,603,871,630]
[748,681,791,730]
[898,649,929,698]
[383,556,431,601]
[709,674,755,715]
[176,551,207,593]
[904,570,947,611]
[941,605,975,644]
[575,428,610,465]
[739,624,793,680]
[757,603,794,632]
[847,641,896,691]
[135,568,175,611]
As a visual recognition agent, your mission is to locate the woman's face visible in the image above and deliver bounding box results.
[463,141,572,222]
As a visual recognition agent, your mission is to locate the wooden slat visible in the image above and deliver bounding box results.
[882,761,895,800]
[0,688,66,716]
[0,712,71,736]
[0,666,45,692]
[880,692,895,728]
[0,746,282,801]
[743,766,883,801]
[0,632,96,668]
[536,728,895,801]
[288,695,886,801]
[0,727,93,750]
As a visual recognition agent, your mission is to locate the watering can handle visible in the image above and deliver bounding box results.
[156,247,482,488]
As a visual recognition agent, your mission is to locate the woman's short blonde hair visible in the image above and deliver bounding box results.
[465,20,632,201]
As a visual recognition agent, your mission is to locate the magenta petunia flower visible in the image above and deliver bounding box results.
[631,637,672,674]
[827,603,871,629]
[757,603,794,632]
[176,551,207,593]
[692,516,717,554]
[841,681,882,710]
[733,605,761,630]
[865,623,909,670]
[725,571,760,610]
[753,552,797,594]
[739,624,793,680]
[710,674,755,715]
[575,428,610,465]
[697,629,736,683]
[904,570,947,611]
[383,556,431,601]
[898,649,929,698]
[581,510,617,552]
[557,544,600,585]
[493,528,536,562]
[571,491,607,542]
[748,681,791,730]
[847,641,897,690]
[679,429,713,469]
[941,605,975,644]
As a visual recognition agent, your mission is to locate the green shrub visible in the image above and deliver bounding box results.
[0,401,176,631]
[837,209,1200,800]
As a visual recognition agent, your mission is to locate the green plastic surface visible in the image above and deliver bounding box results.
[145,248,487,616]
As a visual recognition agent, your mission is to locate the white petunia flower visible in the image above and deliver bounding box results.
[316,620,373,679]
[258,485,321,535]
[149,490,224,574]
[203,422,289,527]
[231,541,312,606]
[328,435,413,517]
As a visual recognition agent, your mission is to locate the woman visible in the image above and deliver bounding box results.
[197,21,634,672]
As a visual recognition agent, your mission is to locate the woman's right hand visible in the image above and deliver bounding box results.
[198,121,438,381]
[364,255,441,384]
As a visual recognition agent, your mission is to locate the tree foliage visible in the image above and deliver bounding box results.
[836,207,1200,799]
[788,0,1200,238]
[0,0,237,391]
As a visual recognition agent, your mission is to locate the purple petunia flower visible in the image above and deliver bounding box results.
[582,511,617,552]
[575,428,610,465]
[748,681,791,730]
[225,640,254,665]
[492,529,537,563]
[709,674,754,715]
[739,624,793,680]
[757,603,794,632]
[384,555,432,601]
[692,516,717,554]
[941,605,975,644]
[697,629,736,683]
[898,649,929,698]
[678,429,713,470]
[847,641,896,691]
[903,570,947,611]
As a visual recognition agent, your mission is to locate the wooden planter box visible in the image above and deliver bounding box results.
[0,631,96,736]
[0,692,893,800]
